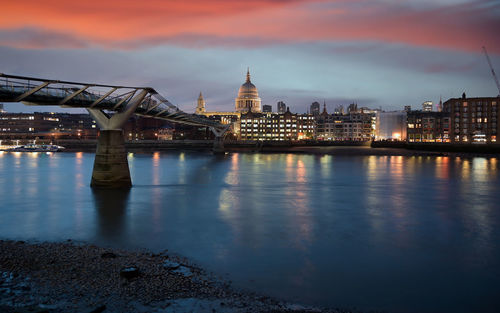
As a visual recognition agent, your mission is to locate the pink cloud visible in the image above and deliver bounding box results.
[0,0,498,53]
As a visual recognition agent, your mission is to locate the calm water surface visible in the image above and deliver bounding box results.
[0,150,499,313]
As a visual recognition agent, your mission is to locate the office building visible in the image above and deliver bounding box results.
[239,109,315,141]
[406,111,448,142]
[422,101,433,112]
[277,101,286,114]
[310,102,320,116]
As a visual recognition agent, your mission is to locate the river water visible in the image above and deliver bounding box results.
[0,150,499,313]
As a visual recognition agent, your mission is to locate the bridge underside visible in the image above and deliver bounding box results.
[0,73,229,188]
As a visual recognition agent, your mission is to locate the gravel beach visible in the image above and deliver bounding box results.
[0,240,356,313]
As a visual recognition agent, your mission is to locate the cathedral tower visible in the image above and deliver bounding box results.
[195,92,206,114]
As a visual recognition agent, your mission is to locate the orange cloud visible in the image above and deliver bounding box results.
[0,0,498,53]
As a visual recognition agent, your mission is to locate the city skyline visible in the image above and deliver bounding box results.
[0,0,499,114]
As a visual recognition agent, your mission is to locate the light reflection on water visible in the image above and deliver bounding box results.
[0,151,499,313]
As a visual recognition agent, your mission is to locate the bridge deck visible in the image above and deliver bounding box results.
[0,73,224,129]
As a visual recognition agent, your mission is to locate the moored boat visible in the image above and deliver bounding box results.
[8,144,65,152]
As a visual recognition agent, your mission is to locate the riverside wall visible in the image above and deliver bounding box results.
[371,141,500,154]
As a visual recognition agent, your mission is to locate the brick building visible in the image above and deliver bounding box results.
[443,94,499,143]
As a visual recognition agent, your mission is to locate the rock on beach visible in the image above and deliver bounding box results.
[0,240,347,313]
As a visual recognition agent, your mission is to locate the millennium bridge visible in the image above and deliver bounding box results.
[0,73,228,188]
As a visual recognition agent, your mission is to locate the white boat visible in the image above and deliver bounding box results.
[9,144,65,152]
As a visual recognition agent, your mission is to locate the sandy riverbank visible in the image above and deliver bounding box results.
[0,240,359,313]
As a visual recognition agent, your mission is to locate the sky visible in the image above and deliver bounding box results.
[0,0,499,113]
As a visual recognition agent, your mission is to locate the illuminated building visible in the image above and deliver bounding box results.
[262,105,272,112]
[235,68,261,113]
[297,114,316,139]
[0,112,98,140]
[406,111,448,142]
[422,101,433,112]
[0,103,4,113]
[239,109,315,141]
[195,92,206,114]
[316,107,375,141]
[443,94,499,143]
[376,111,407,141]
[0,112,175,141]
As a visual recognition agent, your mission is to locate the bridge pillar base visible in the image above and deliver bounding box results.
[212,136,225,154]
[91,130,131,188]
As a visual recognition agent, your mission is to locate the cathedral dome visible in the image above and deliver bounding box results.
[235,68,261,113]
[238,74,259,99]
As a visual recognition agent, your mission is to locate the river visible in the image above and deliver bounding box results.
[0,150,499,313]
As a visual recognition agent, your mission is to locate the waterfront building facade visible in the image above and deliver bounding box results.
[0,112,98,140]
[316,111,375,141]
[376,111,407,140]
[0,112,176,141]
[239,109,315,141]
[443,94,499,143]
[297,114,316,139]
[406,111,448,142]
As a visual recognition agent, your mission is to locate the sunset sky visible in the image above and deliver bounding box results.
[1,0,499,113]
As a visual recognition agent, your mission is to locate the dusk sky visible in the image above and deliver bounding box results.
[1,0,499,113]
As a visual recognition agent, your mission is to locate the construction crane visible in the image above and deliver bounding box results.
[482,46,500,96]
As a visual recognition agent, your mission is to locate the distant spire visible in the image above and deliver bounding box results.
[246,67,251,83]
[196,91,206,114]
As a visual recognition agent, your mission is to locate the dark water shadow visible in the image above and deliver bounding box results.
[91,188,130,242]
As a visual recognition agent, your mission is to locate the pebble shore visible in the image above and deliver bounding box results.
[0,240,356,313]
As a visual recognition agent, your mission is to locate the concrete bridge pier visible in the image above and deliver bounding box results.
[210,126,228,154]
[87,89,149,188]
[91,130,131,188]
